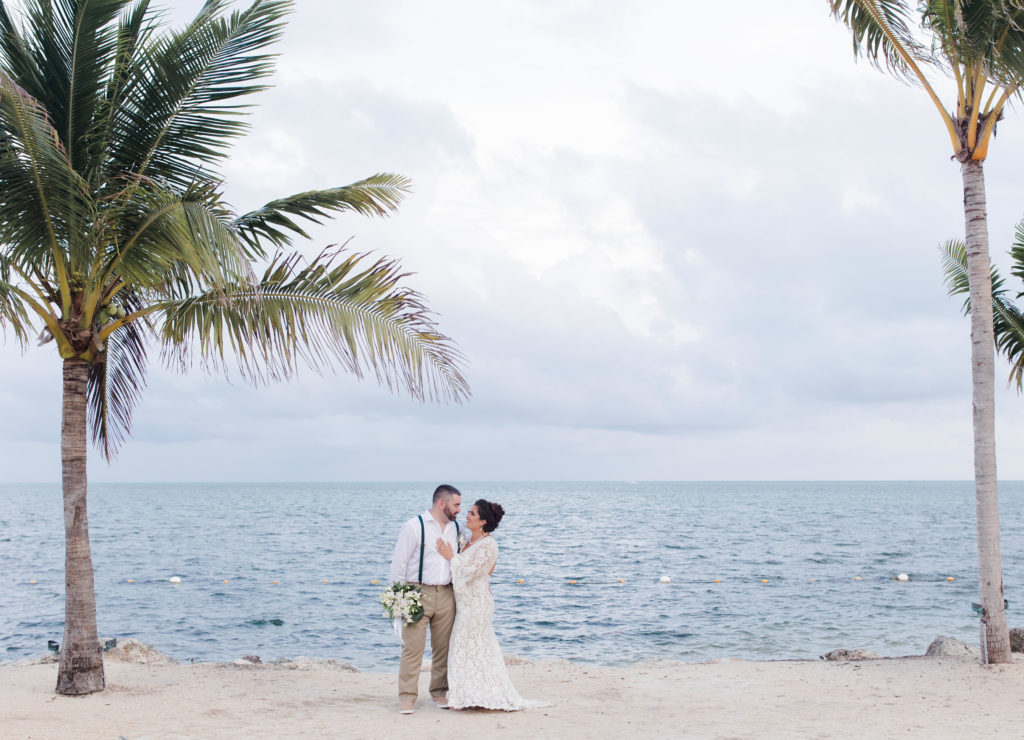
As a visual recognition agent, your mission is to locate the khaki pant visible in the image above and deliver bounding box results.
[398,584,455,700]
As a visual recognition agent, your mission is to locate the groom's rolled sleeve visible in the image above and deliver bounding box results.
[389,519,417,583]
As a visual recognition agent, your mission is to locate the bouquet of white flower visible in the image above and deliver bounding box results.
[379,582,424,625]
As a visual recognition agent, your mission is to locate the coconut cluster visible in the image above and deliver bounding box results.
[95,301,126,326]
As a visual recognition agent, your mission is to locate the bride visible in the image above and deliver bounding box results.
[435,499,544,711]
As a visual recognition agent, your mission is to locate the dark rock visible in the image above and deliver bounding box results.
[1009,628,1024,652]
[242,655,262,664]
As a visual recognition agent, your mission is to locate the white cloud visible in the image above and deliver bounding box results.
[841,185,883,215]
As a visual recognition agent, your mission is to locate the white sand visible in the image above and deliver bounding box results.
[3,652,1024,738]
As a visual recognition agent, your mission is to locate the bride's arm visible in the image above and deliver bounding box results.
[447,538,495,589]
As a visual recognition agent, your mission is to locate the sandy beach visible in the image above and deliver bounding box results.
[3,647,1024,739]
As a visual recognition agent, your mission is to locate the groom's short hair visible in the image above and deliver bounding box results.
[433,484,461,503]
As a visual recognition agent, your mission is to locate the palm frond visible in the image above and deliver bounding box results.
[941,238,974,312]
[993,294,1024,391]
[4,0,121,157]
[0,254,32,346]
[21,0,127,169]
[1009,217,1024,286]
[0,72,94,282]
[85,0,154,188]
[924,0,988,62]
[87,288,149,458]
[924,0,1024,90]
[0,3,42,94]
[829,0,931,81]
[941,236,1007,304]
[100,176,252,294]
[941,235,1024,389]
[157,246,470,403]
[105,0,292,188]
[232,173,411,253]
[996,2,1024,84]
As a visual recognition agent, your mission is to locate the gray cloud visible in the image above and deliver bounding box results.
[6,2,1024,483]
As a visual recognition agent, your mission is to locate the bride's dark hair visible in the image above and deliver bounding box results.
[475,499,505,533]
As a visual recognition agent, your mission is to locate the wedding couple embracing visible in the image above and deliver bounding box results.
[388,484,544,714]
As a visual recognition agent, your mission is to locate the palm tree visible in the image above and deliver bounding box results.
[0,0,469,695]
[828,0,1024,662]
[942,225,1024,391]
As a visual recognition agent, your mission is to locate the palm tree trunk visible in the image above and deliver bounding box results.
[961,158,1011,664]
[55,359,105,694]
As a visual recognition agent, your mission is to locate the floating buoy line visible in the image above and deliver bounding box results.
[18,573,964,587]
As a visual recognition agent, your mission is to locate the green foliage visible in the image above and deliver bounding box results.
[233,173,412,252]
[0,253,31,345]
[158,246,468,402]
[829,0,925,80]
[830,1,1024,82]
[941,232,1024,391]
[828,1,1024,159]
[0,0,470,459]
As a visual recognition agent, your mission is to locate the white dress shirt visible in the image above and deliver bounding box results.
[390,509,460,585]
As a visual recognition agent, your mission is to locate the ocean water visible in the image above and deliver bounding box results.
[2,481,1023,670]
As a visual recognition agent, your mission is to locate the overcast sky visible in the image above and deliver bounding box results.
[6,0,1024,482]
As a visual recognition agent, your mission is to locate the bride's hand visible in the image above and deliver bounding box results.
[436,537,454,560]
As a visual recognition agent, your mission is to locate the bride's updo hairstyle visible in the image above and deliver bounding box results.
[475,499,505,533]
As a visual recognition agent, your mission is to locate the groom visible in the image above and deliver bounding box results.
[389,484,462,714]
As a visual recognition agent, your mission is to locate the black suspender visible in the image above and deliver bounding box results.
[418,515,425,583]
[417,515,460,584]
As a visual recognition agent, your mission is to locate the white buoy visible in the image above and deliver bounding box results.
[169,576,182,584]
[897,573,909,582]
[659,576,671,583]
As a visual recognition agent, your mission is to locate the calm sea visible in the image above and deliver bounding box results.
[2,481,1022,670]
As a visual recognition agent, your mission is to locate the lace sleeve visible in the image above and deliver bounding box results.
[452,537,497,590]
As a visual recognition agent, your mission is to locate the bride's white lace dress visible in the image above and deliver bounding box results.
[447,536,545,710]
